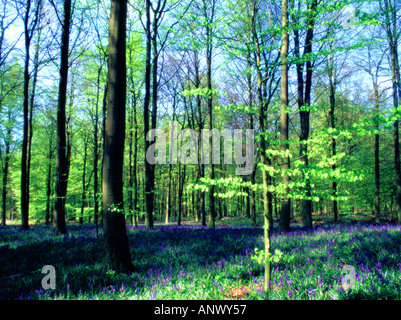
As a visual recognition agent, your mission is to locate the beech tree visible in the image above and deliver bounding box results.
[279,0,290,232]
[53,0,71,235]
[380,0,401,225]
[102,0,133,271]
[19,0,42,230]
[290,0,319,228]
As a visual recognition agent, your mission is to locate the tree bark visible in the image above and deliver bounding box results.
[128,93,134,225]
[205,2,215,229]
[177,164,186,225]
[133,92,138,227]
[250,1,272,291]
[102,0,133,272]
[194,50,206,226]
[328,63,338,223]
[373,82,380,223]
[45,126,54,225]
[54,0,71,235]
[80,135,88,225]
[206,52,215,229]
[21,0,36,230]
[26,27,41,223]
[279,0,291,232]
[290,0,317,228]
[2,120,11,226]
[93,65,103,234]
[144,0,154,230]
[382,0,401,225]
[246,44,256,226]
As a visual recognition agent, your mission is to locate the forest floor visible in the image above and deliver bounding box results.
[1,215,401,300]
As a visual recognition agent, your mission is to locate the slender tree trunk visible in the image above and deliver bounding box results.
[21,0,34,230]
[148,10,160,228]
[383,0,401,224]
[279,0,291,232]
[290,0,317,228]
[2,125,11,226]
[165,163,171,224]
[373,82,381,223]
[177,164,186,226]
[100,82,108,227]
[45,131,54,225]
[80,135,88,225]
[127,75,135,225]
[54,0,71,235]
[128,103,134,224]
[165,110,176,224]
[194,51,206,226]
[133,92,138,227]
[206,40,215,229]
[246,44,256,227]
[329,68,338,223]
[144,0,154,230]
[102,0,133,272]
[93,66,102,235]
[26,29,40,221]
[250,1,272,291]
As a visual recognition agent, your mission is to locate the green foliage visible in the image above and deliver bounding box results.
[251,247,284,265]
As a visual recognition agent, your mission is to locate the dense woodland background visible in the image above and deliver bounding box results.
[0,0,400,235]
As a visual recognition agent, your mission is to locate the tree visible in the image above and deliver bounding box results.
[185,0,221,228]
[290,0,319,228]
[355,40,387,223]
[0,64,21,226]
[138,0,188,229]
[126,24,144,227]
[381,0,401,225]
[102,0,133,271]
[53,0,71,235]
[143,0,153,229]
[279,0,290,232]
[20,0,42,230]
[202,0,217,229]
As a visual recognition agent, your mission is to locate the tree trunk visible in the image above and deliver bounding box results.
[250,1,272,291]
[194,50,206,226]
[25,28,41,225]
[21,0,35,231]
[382,0,401,225]
[206,38,215,229]
[80,135,88,225]
[2,125,11,226]
[290,0,317,228]
[144,0,154,230]
[93,66,102,234]
[102,0,133,272]
[165,110,176,225]
[165,162,172,224]
[279,0,291,232]
[246,44,257,227]
[127,86,135,225]
[45,129,54,225]
[177,164,186,226]
[373,82,380,224]
[54,0,71,235]
[133,92,138,227]
[100,82,108,228]
[329,68,338,223]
